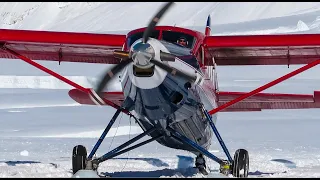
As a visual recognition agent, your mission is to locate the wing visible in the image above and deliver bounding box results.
[0,28,126,64]
[0,28,128,112]
[217,91,320,112]
[203,34,320,66]
[203,34,320,113]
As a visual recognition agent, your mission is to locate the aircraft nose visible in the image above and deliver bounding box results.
[126,61,168,90]
[131,42,155,68]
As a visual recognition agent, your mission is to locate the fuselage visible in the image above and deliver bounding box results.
[68,26,219,153]
[120,36,218,153]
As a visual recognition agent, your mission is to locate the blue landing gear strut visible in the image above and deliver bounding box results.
[167,106,249,177]
[201,106,233,162]
[72,108,164,174]
[88,108,122,159]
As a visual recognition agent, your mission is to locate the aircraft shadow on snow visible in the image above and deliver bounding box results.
[111,157,170,167]
[101,155,196,177]
[0,160,58,168]
[101,167,199,178]
[101,157,296,177]
[1,160,41,166]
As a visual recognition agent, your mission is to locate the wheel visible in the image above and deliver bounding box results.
[232,149,249,178]
[72,145,87,174]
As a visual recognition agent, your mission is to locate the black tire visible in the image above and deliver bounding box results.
[232,149,249,178]
[72,145,87,174]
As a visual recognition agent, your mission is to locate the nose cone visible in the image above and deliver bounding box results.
[131,42,155,68]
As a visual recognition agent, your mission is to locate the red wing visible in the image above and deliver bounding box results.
[217,91,320,112]
[0,29,126,64]
[203,34,320,66]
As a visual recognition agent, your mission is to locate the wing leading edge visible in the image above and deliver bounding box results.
[0,28,126,64]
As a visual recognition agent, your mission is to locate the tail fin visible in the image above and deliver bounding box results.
[205,15,211,36]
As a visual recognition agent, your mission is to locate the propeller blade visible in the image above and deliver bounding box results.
[150,59,197,83]
[142,2,174,43]
[160,51,176,62]
[95,58,132,96]
[113,50,130,59]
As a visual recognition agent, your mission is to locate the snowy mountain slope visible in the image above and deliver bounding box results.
[1,2,320,34]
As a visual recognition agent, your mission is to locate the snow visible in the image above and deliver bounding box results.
[0,1,320,178]
[19,150,29,157]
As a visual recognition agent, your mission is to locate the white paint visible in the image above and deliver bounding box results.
[126,38,168,89]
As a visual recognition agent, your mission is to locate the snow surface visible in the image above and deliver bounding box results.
[1,2,320,178]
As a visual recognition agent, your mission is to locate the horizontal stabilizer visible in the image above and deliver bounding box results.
[68,89,124,107]
[217,91,320,112]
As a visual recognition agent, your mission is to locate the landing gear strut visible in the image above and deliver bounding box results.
[71,108,163,177]
[197,107,250,177]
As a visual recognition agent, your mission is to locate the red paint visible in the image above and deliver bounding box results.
[204,34,320,47]
[0,28,125,46]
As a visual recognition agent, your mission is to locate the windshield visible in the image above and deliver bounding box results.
[126,29,199,70]
[126,30,160,48]
[160,40,200,70]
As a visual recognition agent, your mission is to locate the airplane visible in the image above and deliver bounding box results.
[1,2,320,178]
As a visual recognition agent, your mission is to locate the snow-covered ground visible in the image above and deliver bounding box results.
[1,2,320,178]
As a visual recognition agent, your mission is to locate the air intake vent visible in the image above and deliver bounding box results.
[133,65,155,77]
[170,91,183,105]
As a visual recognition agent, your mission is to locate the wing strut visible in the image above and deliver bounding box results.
[208,58,320,115]
[1,44,126,112]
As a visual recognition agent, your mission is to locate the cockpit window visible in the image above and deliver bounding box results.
[161,31,195,49]
[126,29,200,70]
[159,40,200,70]
[127,30,160,48]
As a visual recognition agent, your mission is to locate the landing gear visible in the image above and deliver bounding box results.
[232,149,249,178]
[72,145,87,174]
[219,160,231,176]
[195,154,208,175]
[70,108,163,176]
[218,149,249,178]
[201,107,249,177]
[70,105,250,178]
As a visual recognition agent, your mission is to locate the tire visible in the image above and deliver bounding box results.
[232,149,249,178]
[72,145,87,174]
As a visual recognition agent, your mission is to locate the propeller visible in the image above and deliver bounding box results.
[95,2,198,98]
[142,2,174,43]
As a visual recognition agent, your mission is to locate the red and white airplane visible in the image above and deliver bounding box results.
[1,2,320,178]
